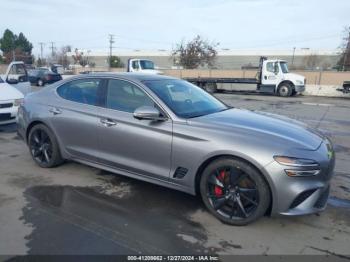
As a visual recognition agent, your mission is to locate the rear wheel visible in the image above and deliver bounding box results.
[278,83,293,97]
[28,124,63,168]
[203,83,217,94]
[200,157,270,226]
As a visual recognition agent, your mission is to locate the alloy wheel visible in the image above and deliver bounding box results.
[29,129,53,164]
[206,166,259,220]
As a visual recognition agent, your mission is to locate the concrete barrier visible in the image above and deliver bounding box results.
[304,85,349,97]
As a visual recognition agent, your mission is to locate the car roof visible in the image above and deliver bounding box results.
[69,72,178,82]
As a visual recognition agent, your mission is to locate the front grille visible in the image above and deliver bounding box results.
[290,189,317,209]
[0,103,13,109]
[0,113,15,121]
[314,186,330,208]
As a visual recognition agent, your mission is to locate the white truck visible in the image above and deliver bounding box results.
[0,61,32,95]
[184,57,306,96]
[127,58,163,75]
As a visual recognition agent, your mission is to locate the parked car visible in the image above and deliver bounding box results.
[28,69,62,86]
[17,73,335,225]
[0,77,24,125]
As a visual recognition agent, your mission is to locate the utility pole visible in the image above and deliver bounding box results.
[108,34,115,71]
[291,47,296,68]
[49,41,55,60]
[38,42,45,59]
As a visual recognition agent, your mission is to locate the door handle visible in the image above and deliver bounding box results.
[49,107,62,115]
[100,118,117,127]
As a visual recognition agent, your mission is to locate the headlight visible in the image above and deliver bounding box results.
[284,169,320,177]
[274,156,319,167]
[274,156,320,177]
[296,80,304,85]
[14,98,24,107]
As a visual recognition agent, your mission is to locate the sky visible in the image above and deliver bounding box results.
[1,0,349,57]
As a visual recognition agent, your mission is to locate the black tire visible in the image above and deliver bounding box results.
[277,83,293,97]
[200,157,270,226]
[28,124,63,168]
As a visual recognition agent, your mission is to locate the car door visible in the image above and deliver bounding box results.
[5,63,31,95]
[98,78,172,179]
[261,61,279,88]
[49,78,105,162]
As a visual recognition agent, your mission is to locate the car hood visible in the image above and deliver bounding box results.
[189,108,323,150]
[0,82,24,101]
[283,72,305,82]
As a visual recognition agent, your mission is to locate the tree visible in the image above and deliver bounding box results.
[0,29,33,64]
[109,55,124,68]
[72,48,88,67]
[303,54,321,70]
[15,32,33,53]
[57,45,72,68]
[172,35,219,69]
[337,26,350,71]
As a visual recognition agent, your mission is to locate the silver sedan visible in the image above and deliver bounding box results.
[17,73,335,225]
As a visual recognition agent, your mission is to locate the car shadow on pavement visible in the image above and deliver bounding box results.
[20,172,218,255]
[0,123,17,134]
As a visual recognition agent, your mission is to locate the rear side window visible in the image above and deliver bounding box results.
[106,79,154,113]
[57,79,101,106]
[266,62,274,73]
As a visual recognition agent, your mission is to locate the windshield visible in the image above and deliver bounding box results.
[140,60,155,70]
[143,79,228,118]
[280,62,289,73]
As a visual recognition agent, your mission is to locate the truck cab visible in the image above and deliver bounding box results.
[0,61,32,95]
[127,59,163,74]
[259,59,305,96]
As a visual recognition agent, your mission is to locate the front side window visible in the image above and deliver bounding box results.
[143,79,228,118]
[57,78,100,105]
[280,62,289,73]
[106,79,155,113]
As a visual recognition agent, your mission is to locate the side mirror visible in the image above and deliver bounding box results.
[133,106,167,121]
[7,78,19,85]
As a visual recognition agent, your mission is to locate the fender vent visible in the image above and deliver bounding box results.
[173,167,188,179]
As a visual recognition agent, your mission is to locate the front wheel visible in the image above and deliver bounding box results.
[200,157,270,226]
[277,83,293,97]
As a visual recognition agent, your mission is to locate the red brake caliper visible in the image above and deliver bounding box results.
[214,170,225,196]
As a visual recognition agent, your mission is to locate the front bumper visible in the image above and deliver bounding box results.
[265,140,335,216]
[295,85,305,93]
[0,103,18,125]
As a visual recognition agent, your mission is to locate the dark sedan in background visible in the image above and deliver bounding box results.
[28,68,62,86]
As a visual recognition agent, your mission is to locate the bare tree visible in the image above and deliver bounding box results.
[303,54,321,70]
[72,48,88,67]
[172,35,219,69]
[338,26,350,71]
[56,45,71,68]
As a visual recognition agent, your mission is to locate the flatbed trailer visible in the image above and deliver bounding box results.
[183,57,306,97]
